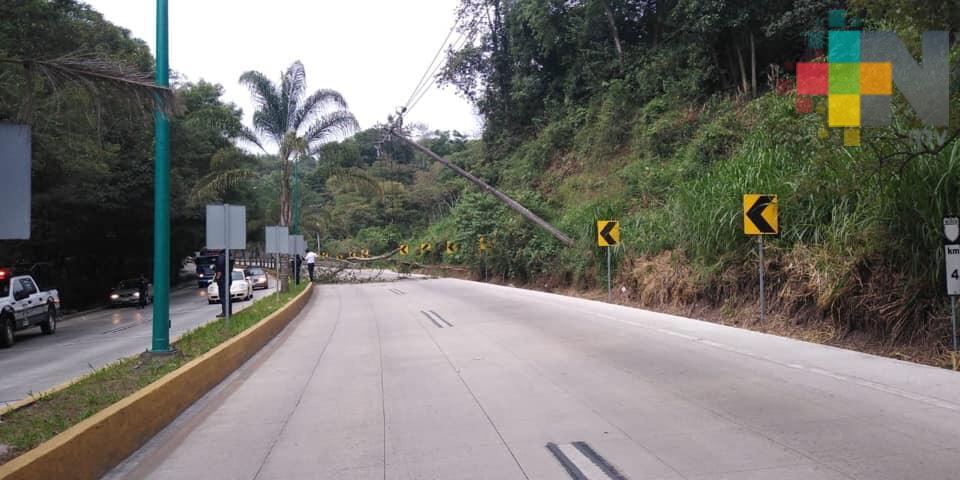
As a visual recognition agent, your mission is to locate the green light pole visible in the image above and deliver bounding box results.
[291,158,301,284]
[291,158,300,235]
[151,0,171,353]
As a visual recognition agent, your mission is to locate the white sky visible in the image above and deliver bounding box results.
[83,0,482,148]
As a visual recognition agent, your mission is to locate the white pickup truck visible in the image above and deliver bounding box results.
[0,270,60,348]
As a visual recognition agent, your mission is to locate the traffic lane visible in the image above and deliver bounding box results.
[0,281,276,405]
[417,279,960,479]
[109,279,960,480]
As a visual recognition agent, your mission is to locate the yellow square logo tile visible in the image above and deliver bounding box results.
[843,127,861,146]
[860,63,892,95]
[828,94,860,127]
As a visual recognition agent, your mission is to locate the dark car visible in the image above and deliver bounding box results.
[244,267,269,290]
[196,255,218,288]
[109,279,152,307]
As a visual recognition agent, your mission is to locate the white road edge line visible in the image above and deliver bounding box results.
[575,304,960,412]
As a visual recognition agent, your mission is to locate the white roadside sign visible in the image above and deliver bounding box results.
[945,216,960,296]
[265,226,289,254]
[0,124,31,239]
[288,235,305,257]
[206,204,246,250]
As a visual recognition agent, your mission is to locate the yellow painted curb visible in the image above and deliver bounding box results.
[0,284,314,480]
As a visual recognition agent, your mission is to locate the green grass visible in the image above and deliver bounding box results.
[0,281,309,464]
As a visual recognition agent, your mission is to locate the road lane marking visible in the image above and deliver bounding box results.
[571,442,629,480]
[429,310,453,327]
[102,324,141,335]
[546,442,628,480]
[420,310,444,328]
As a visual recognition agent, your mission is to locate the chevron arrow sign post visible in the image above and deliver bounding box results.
[743,194,779,325]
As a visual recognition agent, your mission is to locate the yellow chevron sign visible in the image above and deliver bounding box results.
[597,220,620,247]
[743,194,779,235]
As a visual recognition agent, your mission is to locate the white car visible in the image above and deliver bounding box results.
[207,269,253,304]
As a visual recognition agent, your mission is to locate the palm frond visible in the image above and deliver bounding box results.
[237,125,267,153]
[239,70,284,140]
[294,88,348,128]
[190,168,258,204]
[327,167,384,199]
[304,110,360,148]
[1,54,176,120]
[379,180,407,196]
[302,208,335,232]
[282,61,306,131]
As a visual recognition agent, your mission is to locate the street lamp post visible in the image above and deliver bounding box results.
[151,0,171,353]
[291,158,300,235]
[291,158,301,285]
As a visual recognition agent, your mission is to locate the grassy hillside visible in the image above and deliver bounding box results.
[315,84,959,352]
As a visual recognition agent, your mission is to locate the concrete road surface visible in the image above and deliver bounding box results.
[109,278,960,480]
[0,281,276,405]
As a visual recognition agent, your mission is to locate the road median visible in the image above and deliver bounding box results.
[0,282,313,480]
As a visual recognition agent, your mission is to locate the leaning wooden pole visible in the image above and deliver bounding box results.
[391,129,575,247]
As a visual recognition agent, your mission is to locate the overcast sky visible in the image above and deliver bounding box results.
[83,0,482,147]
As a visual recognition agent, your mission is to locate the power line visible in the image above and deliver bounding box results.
[406,31,471,115]
[404,19,460,112]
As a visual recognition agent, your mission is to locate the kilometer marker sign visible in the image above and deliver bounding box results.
[945,216,960,296]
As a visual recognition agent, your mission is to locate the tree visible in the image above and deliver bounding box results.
[0,0,245,307]
[238,61,359,228]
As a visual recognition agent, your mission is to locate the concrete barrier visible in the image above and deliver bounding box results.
[0,285,313,480]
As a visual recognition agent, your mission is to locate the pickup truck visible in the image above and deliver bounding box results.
[0,270,60,348]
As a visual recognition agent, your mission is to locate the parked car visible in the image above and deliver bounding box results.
[244,267,269,290]
[0,269,60,348]
[207,269,253,304]
[108,278,153,307]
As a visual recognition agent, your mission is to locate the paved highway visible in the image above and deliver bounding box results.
[109,278,960,479]
[0,280,277,406]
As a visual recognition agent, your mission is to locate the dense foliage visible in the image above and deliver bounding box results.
[0,0,261,307]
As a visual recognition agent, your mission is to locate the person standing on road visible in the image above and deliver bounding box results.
[214,251,231,318]
[304,249,317,281]
[137,274,148,310]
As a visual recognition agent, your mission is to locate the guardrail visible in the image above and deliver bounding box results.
[232,256,278,270]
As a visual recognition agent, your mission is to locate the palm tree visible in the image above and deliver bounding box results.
[238,60,359,227]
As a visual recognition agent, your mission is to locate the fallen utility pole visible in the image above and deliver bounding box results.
[391,129,575,247]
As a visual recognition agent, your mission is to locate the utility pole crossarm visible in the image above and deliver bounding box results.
[392,130,575,247]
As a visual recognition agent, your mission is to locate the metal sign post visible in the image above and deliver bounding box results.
[606,246,612,302]
[288,235,305,285]
[207,205,246,329]
[744,195,778,325]
[759,235,765,325]
[943,216,959,355]
[597,221,620,302]
[265,226,289,299]
[224,214,231,329]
